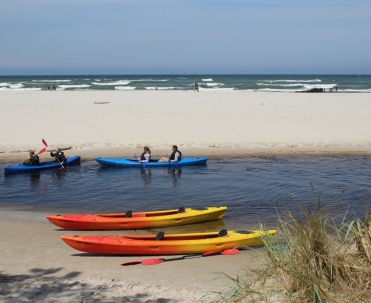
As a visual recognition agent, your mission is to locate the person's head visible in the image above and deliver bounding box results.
[172,145,178,151]
[143,146,151,153]
[56,148,61,153]
[29,150,35,155]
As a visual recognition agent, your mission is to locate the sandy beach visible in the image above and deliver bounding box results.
[1,91,371,162]
[1,90,371,302]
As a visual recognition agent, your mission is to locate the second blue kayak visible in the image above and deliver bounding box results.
[95,157,208,168]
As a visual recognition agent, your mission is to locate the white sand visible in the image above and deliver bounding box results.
[0,210,265,302]
[1,91,371,162]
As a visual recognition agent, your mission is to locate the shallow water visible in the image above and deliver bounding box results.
[1,157,370,230]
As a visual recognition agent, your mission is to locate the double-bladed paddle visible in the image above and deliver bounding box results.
[121,248,240,266]
[43,138,65,168]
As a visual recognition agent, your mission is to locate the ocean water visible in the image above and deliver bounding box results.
[0,74,370,92]
[1,157,370,231]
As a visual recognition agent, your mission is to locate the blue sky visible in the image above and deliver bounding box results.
[1,0,370,75]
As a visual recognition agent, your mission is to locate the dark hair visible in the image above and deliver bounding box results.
[172,145,178,150]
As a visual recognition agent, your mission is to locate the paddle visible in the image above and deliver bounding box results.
[121,248,240,266]
[44,139,65,168]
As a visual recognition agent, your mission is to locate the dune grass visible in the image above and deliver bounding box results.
[211,200,371,303]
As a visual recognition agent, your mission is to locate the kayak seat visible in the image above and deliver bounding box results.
[156,231,165,240]
[125,210,133,218]
[218,229,228,237]
[178,207,186,213]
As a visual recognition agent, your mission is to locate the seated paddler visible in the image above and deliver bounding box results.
[22,150,40,166]
[158,145,182,162]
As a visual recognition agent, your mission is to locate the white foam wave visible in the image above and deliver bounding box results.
[58,84,90,89]
[32,79,71,83]
[133,79,169,82]
[10,83,23,89]
[115,86,136,90]
[199,87,235,92]
[260,79,322,83]
[206,83,224,87]
[202,78,213,82]
[92,81,131,86]
[0,87,41,91]
[257,83,305,87]
[0,82,10,87]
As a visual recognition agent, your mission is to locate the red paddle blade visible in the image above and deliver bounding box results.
[42,139,48,147]
[141,258,165,266]
[38,147,47,154]
[222,248,240,255]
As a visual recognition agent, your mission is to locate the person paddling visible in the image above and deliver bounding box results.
[158,145,182,162]
[50,148,66,167]
[22,150,40,166]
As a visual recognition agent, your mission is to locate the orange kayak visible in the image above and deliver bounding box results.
[61,229,276,255]
[46,206,227,230]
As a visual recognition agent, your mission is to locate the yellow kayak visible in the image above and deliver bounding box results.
[47,206,227,230]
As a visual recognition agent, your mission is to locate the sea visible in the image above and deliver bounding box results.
[0,74,370,92]
[1,74,370,231]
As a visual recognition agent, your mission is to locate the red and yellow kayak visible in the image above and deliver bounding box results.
[61,229,276,255]
[46,206,227,230]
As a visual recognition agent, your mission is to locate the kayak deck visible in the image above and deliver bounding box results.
[61,229,276,255]
[46,206,227,230]
[95,157,208,168]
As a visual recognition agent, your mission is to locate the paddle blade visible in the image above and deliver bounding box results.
[141,258,165,266]
[42,139,48,147]
[222,248,240,255]
[37,147,47,154]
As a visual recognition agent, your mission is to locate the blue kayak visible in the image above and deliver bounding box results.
[95,157,208,168]
[4,156,81,174]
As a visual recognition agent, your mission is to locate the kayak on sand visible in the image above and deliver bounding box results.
[61,229,276,255]
[46,206,227,230]
[4,156,81,174]
[95,157,208,168]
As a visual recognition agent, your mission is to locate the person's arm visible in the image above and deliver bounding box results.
[144,153,150,162]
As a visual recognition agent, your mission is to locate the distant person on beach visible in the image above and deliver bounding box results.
[50,148,66,167]
[158,145,182,162]
[22,150,40,166]
[139,146,151,162]
[194,81,199,92]
[53,86,56,90]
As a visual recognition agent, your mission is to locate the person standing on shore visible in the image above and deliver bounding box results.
[158,145,182,162]
[22,150,40,166]
[194,81,199,92]
[50,148,66,167]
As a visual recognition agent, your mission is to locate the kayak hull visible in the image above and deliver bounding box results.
[46,206,227,230]
[95,157,208,168]
[4,156,81,174]
[61,229,276,255]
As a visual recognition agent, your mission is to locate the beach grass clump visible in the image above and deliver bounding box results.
[211,202,371,303]
[266,203,371,303]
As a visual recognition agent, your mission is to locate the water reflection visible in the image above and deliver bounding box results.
[140,168,152,185]
[168,168,182,186]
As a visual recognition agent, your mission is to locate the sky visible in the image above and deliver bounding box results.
[0,0,370,75]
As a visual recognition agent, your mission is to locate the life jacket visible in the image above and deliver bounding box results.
[170,150,182,161]
[30,154,40,165]
[140,152,151,161]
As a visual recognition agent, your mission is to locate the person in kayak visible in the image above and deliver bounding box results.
[139,146,151,162]
[158,145,182,162]
[50,148,66,167]
[22,150,40,165]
